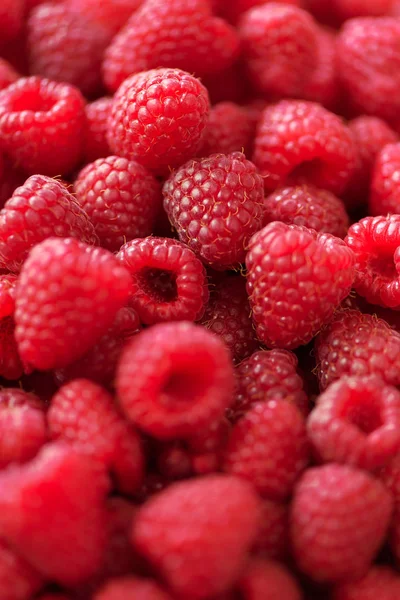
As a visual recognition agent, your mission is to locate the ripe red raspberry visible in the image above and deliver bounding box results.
[290,463,393,582]
[236,559,302,600]
[68,0,143,37]
[337,17,400,122]
[201,276,258,364]
[108,68,210,175]
[229,349,308,422]
[15,237,132,371]
[334,0,397,19]
[74,156,161,252]
[370,143,400,215]
[223,401,309,500]
[239,3,318,98]
[0,272,17,319]
[0,442,108,586]
[0,273,23,380]
[94,577,173,600]
[0,540,43,600]
[332,566,400,600]
[308,376,400,471]
[102,0,239,93]
[253,100,357,195]
[246,222,355,349]
[27,3,110,97]
[252,499,289,560]
[83,97,112,164]
[0,175,98,273]
[117,237,209,325]
[263,184,349,238]
[345,215,400,308]
[163,152,264,269]
[117,321,234,440]
[316,309,400,390]
[132,474,261,599]
[0,76,86,176]
[302,28,339,110]
[0,0,24,44]
[200,102,253,156]
[0,58,19,91]
[48,379,144,495]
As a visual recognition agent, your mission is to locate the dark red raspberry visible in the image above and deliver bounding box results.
[117,321,234,440]
[48,379,144,495]
[0,0,24,44]
[337,17,400,122]
[223,401,309,500]
[246,222,355,349]
[117,237,209,325]
[238,3,318,98]
[68,0,143,37]
[201,276,258,364]
[0,540,43,600]
[94,577,173,600]
[15,237,132,371]
[0,442,108,586]
[308,375,400,471]
[252,499,289,560]
[27,3,110,97]
[102,0,239,93]
[156,441,193,480]
[83,97,112,163]
[263,184,349,238]
[332,566,400,600]
[0,76,86,176]
[200,102,253,156]
[0,175,98,273]
[253,100,357,195]
[0,160,25,210]
[132,474,261,599]
[290,464,393,582]
[163,152,264,269]
[74,156,161,252]
[302,28,339,110]
[345,215,400,308]
[0,58,19,91]
[315,309,400,390]
[229,349,308,422]
[236,559,302,600]
[370,143,400,215]
[108,68,210,175]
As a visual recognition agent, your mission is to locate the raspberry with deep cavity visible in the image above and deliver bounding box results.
[370,142,400,215]
[83,97,113,164]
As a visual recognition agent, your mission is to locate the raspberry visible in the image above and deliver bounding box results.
[0,175,98,273]
[200,276,258,364]
[380,454,400,568]
[220,0,304,24]
[246,222,355,349]
[223,401,309,500]
[263,184,349,238]
[116,321,234,440]
[83,97,112,164]
[337,17,400,122]
[0,76,86,176]
[200,102,253,156]
[0,160,25,210]
[0,442,108,585]
[315,309,400,390]
[370,143,400,215]
[117,237,209,325]
[0,388,46,469]
[94,577,173,600]
[163,152,264,269]
[302,28,339,110]
[0,540,43,600]
[253,100,357,195]
[0,273,23,380]
[332,566,400,600]
[236,559,302,600]
[48,379,144,495]
[68,0,143,37]
[102,0,239,93]
[15,237,132,371]
[239,4,318,98]
[344,215,400,309]
[0,272,17,319]
[0,58,19,91]
[0,0,24,44]
[308,375,400,471]
[132,474,261,599]
[252,499,289,560]
[229,349,308,422]
[27,3,110,97]
[290,464,393,582]
[107,68,210,175]
[74,156,161,252]
[334,0,397,19]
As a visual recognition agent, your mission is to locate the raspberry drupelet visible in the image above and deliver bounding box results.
[83,97,113,164]
[308,376,400,471]
[253,100,357,195]
[107,68,210,176]
[163,152,264,269]
[74,156,161,252]
[117,237,209,325]
[116,321,234,440]
[0,76,86,176]
[246,222,355,349]
[370,143,400,215]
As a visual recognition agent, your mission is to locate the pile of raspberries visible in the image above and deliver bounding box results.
[4,0,400,598]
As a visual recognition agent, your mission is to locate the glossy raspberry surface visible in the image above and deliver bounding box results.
[370,142,400,215]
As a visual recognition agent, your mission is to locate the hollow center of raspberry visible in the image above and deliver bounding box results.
[139,268,178,303]
[288,159,322,184]
[346,402,382,434]
[10,90,55,113]
[369,252,398,279]
[162,370,203,405]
